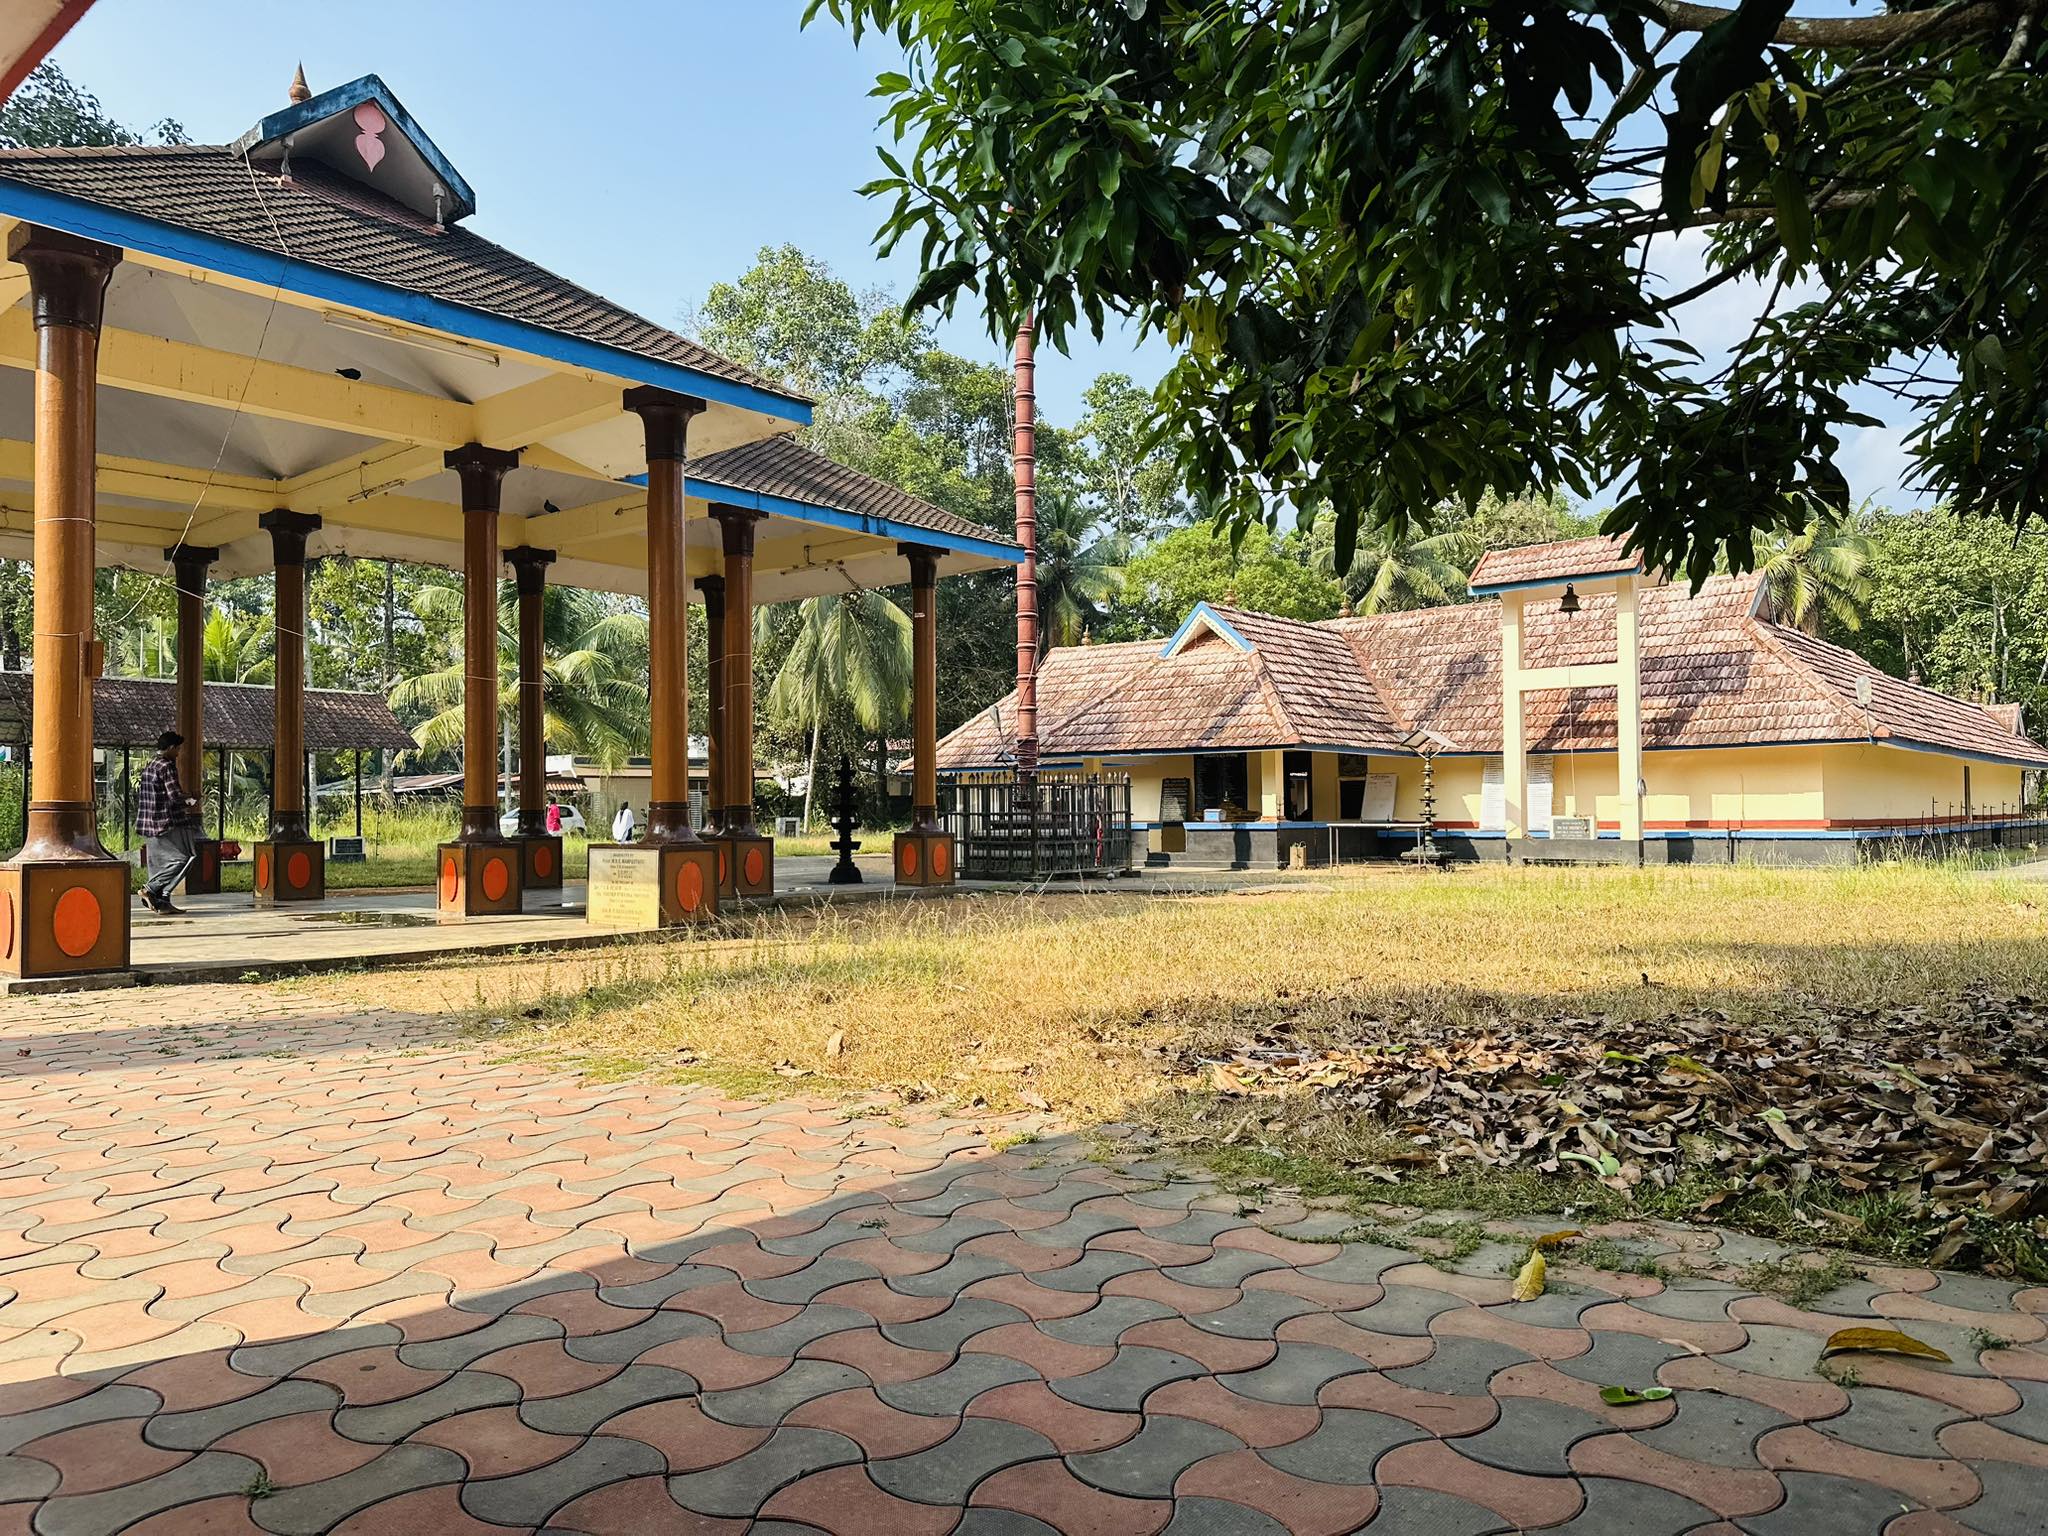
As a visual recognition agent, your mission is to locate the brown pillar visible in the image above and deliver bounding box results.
[714,506,764,838]
[624,388,705,847]
[895,543,955,887]
[169,542,221,894]
[0,226,130,978]
[253,509,324,903]
[12,227,116,862]
[504,546,554,836]
[697,574,725,832]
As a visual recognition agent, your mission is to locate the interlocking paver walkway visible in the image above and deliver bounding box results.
[0,984,2043,1533]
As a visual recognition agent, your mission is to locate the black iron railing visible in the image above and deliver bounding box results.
[1871,802,2048,862]
[945,770,1135,880]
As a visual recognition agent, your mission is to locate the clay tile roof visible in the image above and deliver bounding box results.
[940,572,2048,770]
[0,145,804,407]
[0,674,416,752]
[1468,534,1641,593]
[688,435,1021,554]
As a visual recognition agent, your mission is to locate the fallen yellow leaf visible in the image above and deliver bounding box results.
[1533,1229,1583,1251]
[1820,1326,1952,1364]
[1512,1248,1547,1302]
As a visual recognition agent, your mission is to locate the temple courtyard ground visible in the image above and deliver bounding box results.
[0,863,2045,1532]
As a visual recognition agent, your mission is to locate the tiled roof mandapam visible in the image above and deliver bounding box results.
[0,674,416,752]
[0,145,803,406]
[1468,533,1642,592]
[940,571,2048,770]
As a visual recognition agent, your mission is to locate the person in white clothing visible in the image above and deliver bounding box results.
[611,803,636,842]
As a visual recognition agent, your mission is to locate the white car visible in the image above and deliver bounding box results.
[499,806,587,837]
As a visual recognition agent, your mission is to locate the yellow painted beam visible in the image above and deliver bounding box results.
[278,441,450,515]
[1516,663,1625,691]
[529,490,647,548]
[0,308,475,448]
[0,438,279,515]
[473,372,622,451]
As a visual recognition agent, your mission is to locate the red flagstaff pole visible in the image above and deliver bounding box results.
[1013,313,1039,789]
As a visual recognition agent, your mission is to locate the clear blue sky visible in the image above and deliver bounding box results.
[47,0,1920,512]
[45,0,1171,428]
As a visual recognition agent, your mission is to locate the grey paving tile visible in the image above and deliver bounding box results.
[1261,1407,1426,1483]
[1162,1249,1292,1290]
[1633,1389,1792,1468]
[1385,1337,1529,1398]
[0,1384,161,1455]
[398,1311,563,1372]
[1988,1380,2048,1446]
[1219,1344,1377,1406]
[878,1352,1038,1417]
[1947,1459,2042,1536]
[519,1364,699,1436]
[1703,1325,1831,1384]
[593,1263,733,1310]
[462,1433,666,1526]
[1038,1296,1174,1346]
[881,1297,1029,1353]
[1491,1289,1605,1328]
[1052,1347,1207,1412]
[253,1444,468,1536]
[889,1214,1011,1251]
[1921,1273,2027,1314]
[1551,1330,1691,1386]
[1541,1475,1717,1534]
[563,1309,715,1364]
[1633,1280,1748,1323]
[39,1450,264,1536]
[1187,1290,1324,1340]
[230,1321,403,1379]
[666,1427,862,1518]
[725,1304,875,1357]
[1337,1283,1467,1336]
[1365,1487,1514,1535]
[699,1361,872,1427]
[144,1379,342,1451]
[891,1253,1027,1298]
[1445,1396,1608,1475]
[1814,1387,1969,1458]
[0,1451,58,1502]
[1066,1415,1242,1497]
[1134,1212,1254,1248]
[1734,1471,1893,1535]
[333,1370,520,1442]
[1160,1495,1292,1535]
[869,1418,1056,1505]
[747,1258,882,1305]
[1027,1250,1156,1294]
[1013,1208,1142,1249]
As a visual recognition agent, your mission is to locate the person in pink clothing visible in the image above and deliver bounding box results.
[544,798,564,835]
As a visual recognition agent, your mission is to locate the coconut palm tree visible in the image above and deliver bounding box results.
[390,580,650,770]
[761,589,912,827]
[1034,489,1124,648]
[1308,516,1480,614]
[1755,516,1877,633]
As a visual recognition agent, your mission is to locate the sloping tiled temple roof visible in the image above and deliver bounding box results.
[1468,533,1643,592]
[939,567,2048,769]
[0,145,804,408]
[0,674,416,752]
[688,435,1020,556]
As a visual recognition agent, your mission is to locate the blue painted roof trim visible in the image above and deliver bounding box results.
[0,179,812,428]
[229,75,478,222]
[1160,603,1254,658]
[683,475,1023,565]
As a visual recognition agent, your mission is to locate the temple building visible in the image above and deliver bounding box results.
[938,535,2048,867]
[0,70,1010,978]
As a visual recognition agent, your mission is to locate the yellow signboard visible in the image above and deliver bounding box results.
[586,846,660,930]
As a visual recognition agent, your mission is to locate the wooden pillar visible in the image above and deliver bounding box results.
[895,543,954,886]
[437,444,523,917]
[169,543,222,892]
[504,544,560,891]
[253,509,323,903]
[711,504,771,900]
[1615,576,1644,844]
[586,388,716,926]
[0,226,135,977]
[1499,591,1527,844]
[698,574,725,833]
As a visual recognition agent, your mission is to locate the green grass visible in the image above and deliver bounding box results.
[1739,1252,1864,1307]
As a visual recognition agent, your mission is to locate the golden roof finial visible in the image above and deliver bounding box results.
[289,63,312,104]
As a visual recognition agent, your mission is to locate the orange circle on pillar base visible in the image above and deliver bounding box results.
[676,861,704,913]
[440,856,460,904]
[533,844,554,878]
[899,841,919,879]
[287,852,312,890]
[932,840,950,879]
[255,851,272,890]
[482,857,510,903]
[52,887,102,958]
[717,846,729,885]
[744,847,765,887]
[1,891,14,960]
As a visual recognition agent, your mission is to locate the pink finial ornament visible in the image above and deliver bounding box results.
[353,102,388,171]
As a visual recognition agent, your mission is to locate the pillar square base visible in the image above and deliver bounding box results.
[519,834,564,891]
[585,842,718,928]
[185,838,224,896]
[437,841,523,918]
[0,859,132,979]
[711,833,774,901]
[253,840,324,904]
[894,829,956,887]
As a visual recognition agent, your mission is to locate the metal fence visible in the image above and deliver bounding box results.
[944,770,1135,880]
[1869,802,2048,862]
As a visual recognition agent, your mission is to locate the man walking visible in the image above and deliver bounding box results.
[137,730,200,915]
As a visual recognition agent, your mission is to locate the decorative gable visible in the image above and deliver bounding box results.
[1160,603,1254,659]
[230,73,475,225]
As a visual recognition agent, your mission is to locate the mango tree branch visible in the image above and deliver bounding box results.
[1645,0,2010,47]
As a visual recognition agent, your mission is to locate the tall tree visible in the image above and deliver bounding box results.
[1077,372,1186,545]
[812,0,2047,587]
[1308,519,1480,615]
[760,591,913,826]
[1109,523,1343,639]
[1034,489,1124,648]
[1753,515,1877,634]
[0,62,186,149]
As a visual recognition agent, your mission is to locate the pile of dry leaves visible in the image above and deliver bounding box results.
[1191,987,2048,1232]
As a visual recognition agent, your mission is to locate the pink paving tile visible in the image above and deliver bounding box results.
[1938,1420,2048,1470]
[1242,1268,1385,1311]
[214,1409,388,1486]
[293,1343,449,1406]
[1656,1356,1852,1421]
[811,1277,952,1324]
[960,1273,1104,1321]
[1119,1318,1278,1374]
[958,1231,1083,1274]
[1582,1299,1747,1354]
[634,1333,792,1392]
[961,1321,1116,1379]
[782,1387,959,1459]
[594,1400,772,1473]
[15,1417,187,1494]
[1144,1378,1321,1449]
[1378,1439,1586,1528]
[550,1474,741,1534]
[1318,1369,1501,1437]
[1757,1425,1979,1509]
[1101,1268,1242,1316]
[408,1404,586,1479]
[465,1339,621,1400]
[1874,1292,2048,1344]
[799,1327,953,1385]
[1174,1448,1379,1536]
[972,1457,1172,1536]
[1379,1263,1515,1305]
[1568,1431,1785,1517]
[332,1483,524,1534]
[1273,1311,1439,1369]
[119,1496,268,1534]
[659,1280,801,1334]
[1982,1345,2048,1382]
[1489,1359,1677,1428]
[965,1380,1141,1453]
[759,1464,964,1534]
[1430,1302,1591,1360]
